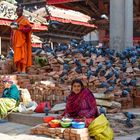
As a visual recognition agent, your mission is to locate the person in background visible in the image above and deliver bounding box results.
[11,5,32,74]
[63,79,99,119]
[0,76,20,119]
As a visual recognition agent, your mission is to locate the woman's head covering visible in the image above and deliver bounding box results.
[2,76,13,84]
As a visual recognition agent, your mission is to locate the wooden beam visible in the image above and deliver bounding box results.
[51,28,86,35]
[59,24,69,30]
[139,0,140,13]
[98,0,104,13]
[1,27,10,36]
[86,0,101,17]
[0,37,1,55]
[65,3,95,17]
[83,27,94,34]
[1,36,10,40]
[20,0,46,6]
[36,32,82,40]
[71,25,82,32]
[78,26,86,33]
[78,5,95,17]
[75,26,83,32]
[66,24,74,31]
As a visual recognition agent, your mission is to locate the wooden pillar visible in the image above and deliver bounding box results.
[0,37,1,55]
[98,0,104,13]
[98,30,106,43]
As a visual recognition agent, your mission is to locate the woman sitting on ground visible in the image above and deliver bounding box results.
[0,76,20,119]
[63,79,99,119]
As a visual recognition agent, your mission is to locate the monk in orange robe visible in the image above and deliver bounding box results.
[11,6,32,74]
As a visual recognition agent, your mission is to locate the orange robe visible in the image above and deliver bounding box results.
[12,15,32,68]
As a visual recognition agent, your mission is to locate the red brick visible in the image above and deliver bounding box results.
[136,86,140,96]
[133,95,140,107]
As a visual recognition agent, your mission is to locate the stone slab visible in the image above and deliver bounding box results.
[8,113,59,126]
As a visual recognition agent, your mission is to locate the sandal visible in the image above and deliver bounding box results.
[14,71,20,75]
[19,72,27,75]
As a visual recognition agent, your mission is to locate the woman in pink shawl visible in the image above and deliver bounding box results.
[63,79,99,119]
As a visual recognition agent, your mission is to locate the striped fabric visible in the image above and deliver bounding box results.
[0,98,16,119]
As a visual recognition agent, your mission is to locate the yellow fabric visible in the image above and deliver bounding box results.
[88,114,114,140]
[0,98,17,119]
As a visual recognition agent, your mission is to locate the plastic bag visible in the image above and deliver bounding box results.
[18,101,38,112]
[18,104,27,112]
[88,114,114,140]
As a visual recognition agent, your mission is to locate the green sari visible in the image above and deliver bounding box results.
[0,98,17,119]
[0,84,20,119]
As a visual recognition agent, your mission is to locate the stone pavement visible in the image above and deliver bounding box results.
[0,122,140,140]
[0,122,57,140]
[115,134,140,140]
[0,108,139,140]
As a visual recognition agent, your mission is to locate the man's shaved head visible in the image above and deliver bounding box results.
[16,6,23,17]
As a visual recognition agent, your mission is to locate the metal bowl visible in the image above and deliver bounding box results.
[10,22,19,29]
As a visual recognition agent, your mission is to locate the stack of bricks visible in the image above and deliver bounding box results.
[13,54,139,112]
[25,53,139,111]
[16,74,48,89]
[0,79,4,97]
[31,123,89,140]
[1,45,140,111]
[0,59,15,74]
[29,81,69,104]
[28,54,52,75]
[64,128,89,140]
[134,73,140,107]
[40,52,139,110]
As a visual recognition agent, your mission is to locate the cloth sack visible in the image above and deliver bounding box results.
[20,88,32,107]
[34,102,46,113]
[88,114,114,140]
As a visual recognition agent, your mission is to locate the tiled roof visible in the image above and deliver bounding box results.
[0,1,47,25]
[34,5,93,23]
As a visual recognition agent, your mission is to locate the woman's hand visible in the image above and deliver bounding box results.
[56,115,63,120]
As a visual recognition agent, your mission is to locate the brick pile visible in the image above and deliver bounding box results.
[31,123,89,140]
[1,45,140,111]
[0,59,15,74]
[25,48,140,111]
[134,76,140,107]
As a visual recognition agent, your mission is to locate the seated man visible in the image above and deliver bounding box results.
[0,76,20,119]
[63,79,99,119]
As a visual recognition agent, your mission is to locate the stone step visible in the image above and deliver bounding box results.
[7,113,59,126]
[8,113,45,126]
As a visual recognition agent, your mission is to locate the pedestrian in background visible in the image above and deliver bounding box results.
[11,5,32,74]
